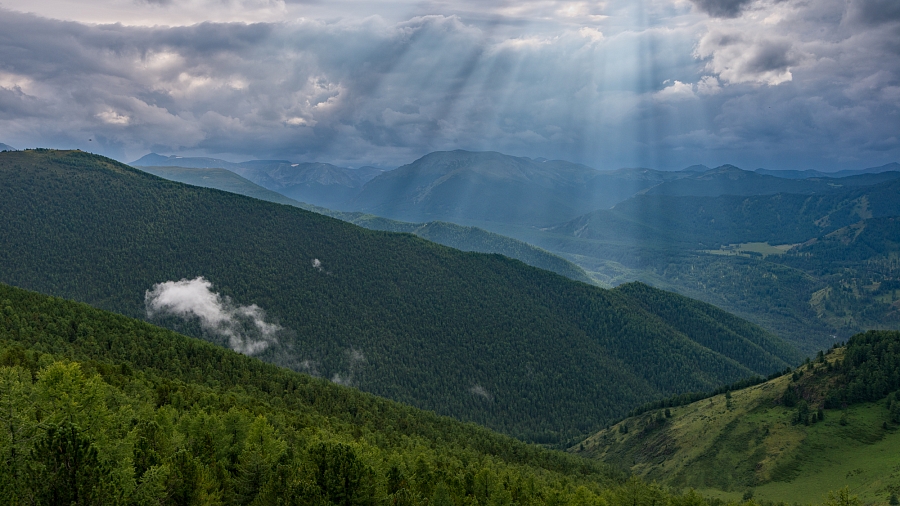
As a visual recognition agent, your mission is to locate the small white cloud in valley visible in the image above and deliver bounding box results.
[331,348,366,386]
[470,384,493,401]
[145,276,281,355]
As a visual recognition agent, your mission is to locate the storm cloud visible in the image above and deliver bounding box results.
[0,0,897,171]
[691,0,755,18]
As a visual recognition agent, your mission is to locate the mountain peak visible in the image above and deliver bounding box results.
[709,164,744,173]
[129,152,173,166]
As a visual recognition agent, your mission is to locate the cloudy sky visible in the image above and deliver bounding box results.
[0,0,897,170]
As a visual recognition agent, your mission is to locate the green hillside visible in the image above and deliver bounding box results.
[0,149,797,443]
[132,164,593,284]
[338,215,593,284]
[573,330,900,504]
[0,282,637,505]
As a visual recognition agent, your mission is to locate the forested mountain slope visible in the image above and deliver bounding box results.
[0,149,798,442]
[0,282,639,505]
[133,165,594,284]
[573,330,900,504]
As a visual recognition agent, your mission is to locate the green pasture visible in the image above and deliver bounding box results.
[705,242,797,258]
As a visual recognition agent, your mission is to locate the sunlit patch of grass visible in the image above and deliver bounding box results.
[576,350,900,504]
[754,402,900,504]
[705,242,798,258]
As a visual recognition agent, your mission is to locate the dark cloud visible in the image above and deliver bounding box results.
[847,0,900,26]
[690,0,754,18]
[0,4,897,171]
[743,40,796,73]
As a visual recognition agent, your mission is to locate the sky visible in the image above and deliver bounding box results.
[0,0,897,171]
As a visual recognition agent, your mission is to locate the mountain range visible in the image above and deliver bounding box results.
[131,149,900,356]
[0,149,801,443]
[133,151,900,230]
[3,145,896,503]
[132,153,383,210]
[755,162,900,179]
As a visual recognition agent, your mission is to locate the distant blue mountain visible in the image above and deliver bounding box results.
[0,142,15,151]
[636,163,900,198]
[351,150,692,226]
[130,153,384,209]
[756,162,900,179]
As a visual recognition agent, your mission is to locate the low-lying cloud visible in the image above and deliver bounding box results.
[331,348,366,386]
[145,276,281,355]
[469,384,493,401]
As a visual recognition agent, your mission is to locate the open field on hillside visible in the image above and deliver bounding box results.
[705,242,798,259]
[577,346,900,504]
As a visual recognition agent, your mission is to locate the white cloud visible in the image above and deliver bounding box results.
[145,276,281,355]
[469,384,492,400]
[578,27,605,42]
[97,110,130,125]
[655,80,696,101]
[696,75,721,95]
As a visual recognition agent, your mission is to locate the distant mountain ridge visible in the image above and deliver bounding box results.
[637,164,900,198]
[131,152,384,209]
[351,150,688,226]
[0,142,15,151]
[756,162,900,179]
[552,177,900,248]
[532,175,900,353]
[131,151,900,229]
